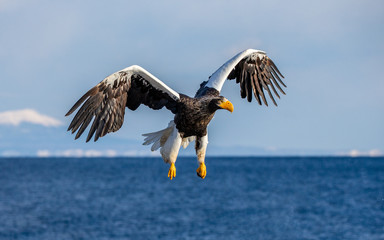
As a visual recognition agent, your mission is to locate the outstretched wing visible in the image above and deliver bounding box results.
[66,65,180,142]
[198,49,286,106]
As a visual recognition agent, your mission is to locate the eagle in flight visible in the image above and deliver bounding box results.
[66,49,286,180]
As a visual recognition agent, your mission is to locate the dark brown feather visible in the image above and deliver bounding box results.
[250,72,262,105]
[245,65,253,102]
[67,71,179,142]
[65,86,98,116]
[225,53,286,106]
[266,78,280,99]
[240,61,247,99]
[253,69,268,106]
[268,58,285,79]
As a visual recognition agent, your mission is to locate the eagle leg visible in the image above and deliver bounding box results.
[195,135,208,179]
[168,163,176,180]
[196,162,206,179]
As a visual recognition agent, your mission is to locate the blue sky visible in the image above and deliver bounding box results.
[0,0,383,157]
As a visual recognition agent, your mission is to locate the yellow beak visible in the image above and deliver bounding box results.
[219,100,234,113]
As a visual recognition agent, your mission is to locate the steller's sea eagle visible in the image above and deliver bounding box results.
[66,49,286,180]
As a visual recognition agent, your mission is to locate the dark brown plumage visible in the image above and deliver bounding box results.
[174,92,221,138]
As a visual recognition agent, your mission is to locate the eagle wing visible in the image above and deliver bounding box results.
[66,65,180,142]
[199,49,286,106]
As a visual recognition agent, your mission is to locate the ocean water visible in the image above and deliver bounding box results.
[0,157,383,240]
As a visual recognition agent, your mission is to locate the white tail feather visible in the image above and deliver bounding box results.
[151,140,162,151]
[142,121,195,164]
[142,121,175,151]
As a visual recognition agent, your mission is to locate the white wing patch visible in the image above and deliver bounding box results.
[104,65,180,101]
[206,49,266,92]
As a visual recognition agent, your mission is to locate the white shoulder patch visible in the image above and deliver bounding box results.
[103,65,180,101]
[206,49,266,92]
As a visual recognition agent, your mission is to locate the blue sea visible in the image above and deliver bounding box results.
[0,157,383,240]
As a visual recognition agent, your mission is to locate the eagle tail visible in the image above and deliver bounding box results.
[142,121,175,151]
[143,120,183,164]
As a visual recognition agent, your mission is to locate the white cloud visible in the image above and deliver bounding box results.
[367,149,383,157]
[58,149,79,157]
[1,150,21,157]
[36,150,51,157]
[45,149,121,157]
[83,150,103,157]
[48,149,103,158]
[347,149,383,157]
[33,149,160,157]
[349,150,361,157]
[105,150,117,157]
[123,150,140,157]
[0,109,62,127]
[123,150,160,157]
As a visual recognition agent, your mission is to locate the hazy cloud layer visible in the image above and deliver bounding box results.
[347,149,383,157]
[36,149,116,157]
[35,149,160,157]
[0,109,62,127]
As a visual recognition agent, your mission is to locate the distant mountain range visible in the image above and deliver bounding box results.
[0,124,375,157]
[0,124,150,157]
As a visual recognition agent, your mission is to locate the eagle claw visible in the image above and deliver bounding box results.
[196,162,207,179]
[168,163,176,180]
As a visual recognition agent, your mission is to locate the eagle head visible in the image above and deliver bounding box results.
[209,97,234,113]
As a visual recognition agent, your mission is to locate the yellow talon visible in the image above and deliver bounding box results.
[168,163,176,180]
[196,162,207,179]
